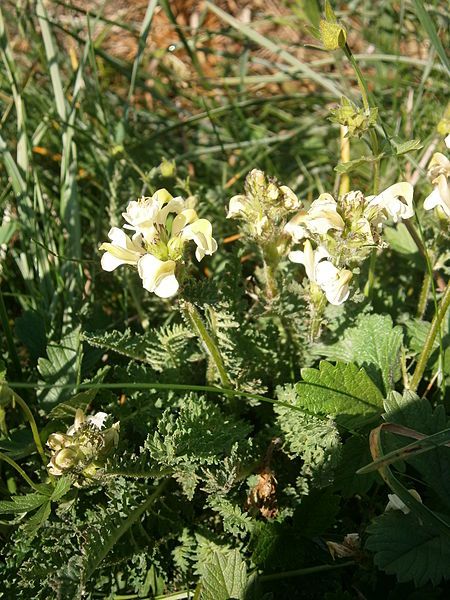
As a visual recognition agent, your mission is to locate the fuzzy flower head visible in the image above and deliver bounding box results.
[47,409,119,481]
[100,189,217,298]
[423,152,450,219]
[227,169,300,241]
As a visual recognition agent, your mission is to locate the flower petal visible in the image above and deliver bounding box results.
[137,255,179,297]
[227,195,247,218]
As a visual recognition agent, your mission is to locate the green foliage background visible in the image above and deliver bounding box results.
[0,0,449,598]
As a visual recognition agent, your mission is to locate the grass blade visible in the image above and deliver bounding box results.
[412,0,449,73]
[0,6,30,174]
[205,1,342,98]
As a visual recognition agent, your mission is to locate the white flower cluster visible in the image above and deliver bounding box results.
[284,182,414,305]
[100,189,217,298]
[227,169,300,241]
[424,152,450,219]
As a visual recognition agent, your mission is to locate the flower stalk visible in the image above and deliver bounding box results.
[182,301,231,388]
[409,280,450,392]
[339,124,350,196]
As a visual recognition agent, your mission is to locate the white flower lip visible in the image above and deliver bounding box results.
[423,153,450,217]
[288,239,352,305]
[138,254,179,298]
[366,182,414,223]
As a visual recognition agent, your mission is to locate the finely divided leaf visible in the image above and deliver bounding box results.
[296,361,384,429]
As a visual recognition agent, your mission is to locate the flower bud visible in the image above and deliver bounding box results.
[319,20,347,50]
[159,158,176,178]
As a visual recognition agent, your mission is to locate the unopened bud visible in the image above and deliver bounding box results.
[319,20,347,50]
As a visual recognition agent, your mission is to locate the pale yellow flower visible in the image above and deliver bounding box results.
[424,152,450,218]
[365,182,414,223]
[100,189,217,298]
[285,193,345,240]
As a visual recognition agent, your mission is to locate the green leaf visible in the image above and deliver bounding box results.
[366,511,450,587]
[384,223,419,255]
[275,384,341,493]
[411,0,450,73]
[318,314,403,394]
[390,138,423,156]
[0,220,17,245]
[384,391,450,510]
[22,500,52,537]
[199,548,247,600]
[50,476,72,501]
[0,493,48,514]
[37,327,82,405]
[48,366,110,420]
[82,324,194,372]
[333,435,378,497]
[334,154,384,174]
[296,361,384,429]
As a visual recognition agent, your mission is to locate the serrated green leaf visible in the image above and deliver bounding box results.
[366,511,450,587]
[318,314,403,394]
[51,476,72,501]
[200,548,247,600]
[22,500,51,537]
[296,361,384,429]
[82,324,194,372]
[275,384,341,493]
[0,493,48,514]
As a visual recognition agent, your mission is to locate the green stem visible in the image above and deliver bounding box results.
[343,43,370,111]
[309,286,327,341]
[364,249,377,299]
[260,561,355,582]
[409,281,450,392]
[417,271,431,318]
[9,388,47,465]
[181,301,231,388]
[0,451,41,492]
[261,243,280,301]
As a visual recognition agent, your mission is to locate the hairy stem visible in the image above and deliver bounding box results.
[409,280,450,392]
[417,271,431,319]
[261,242,280,301]
[182,301,231,388]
